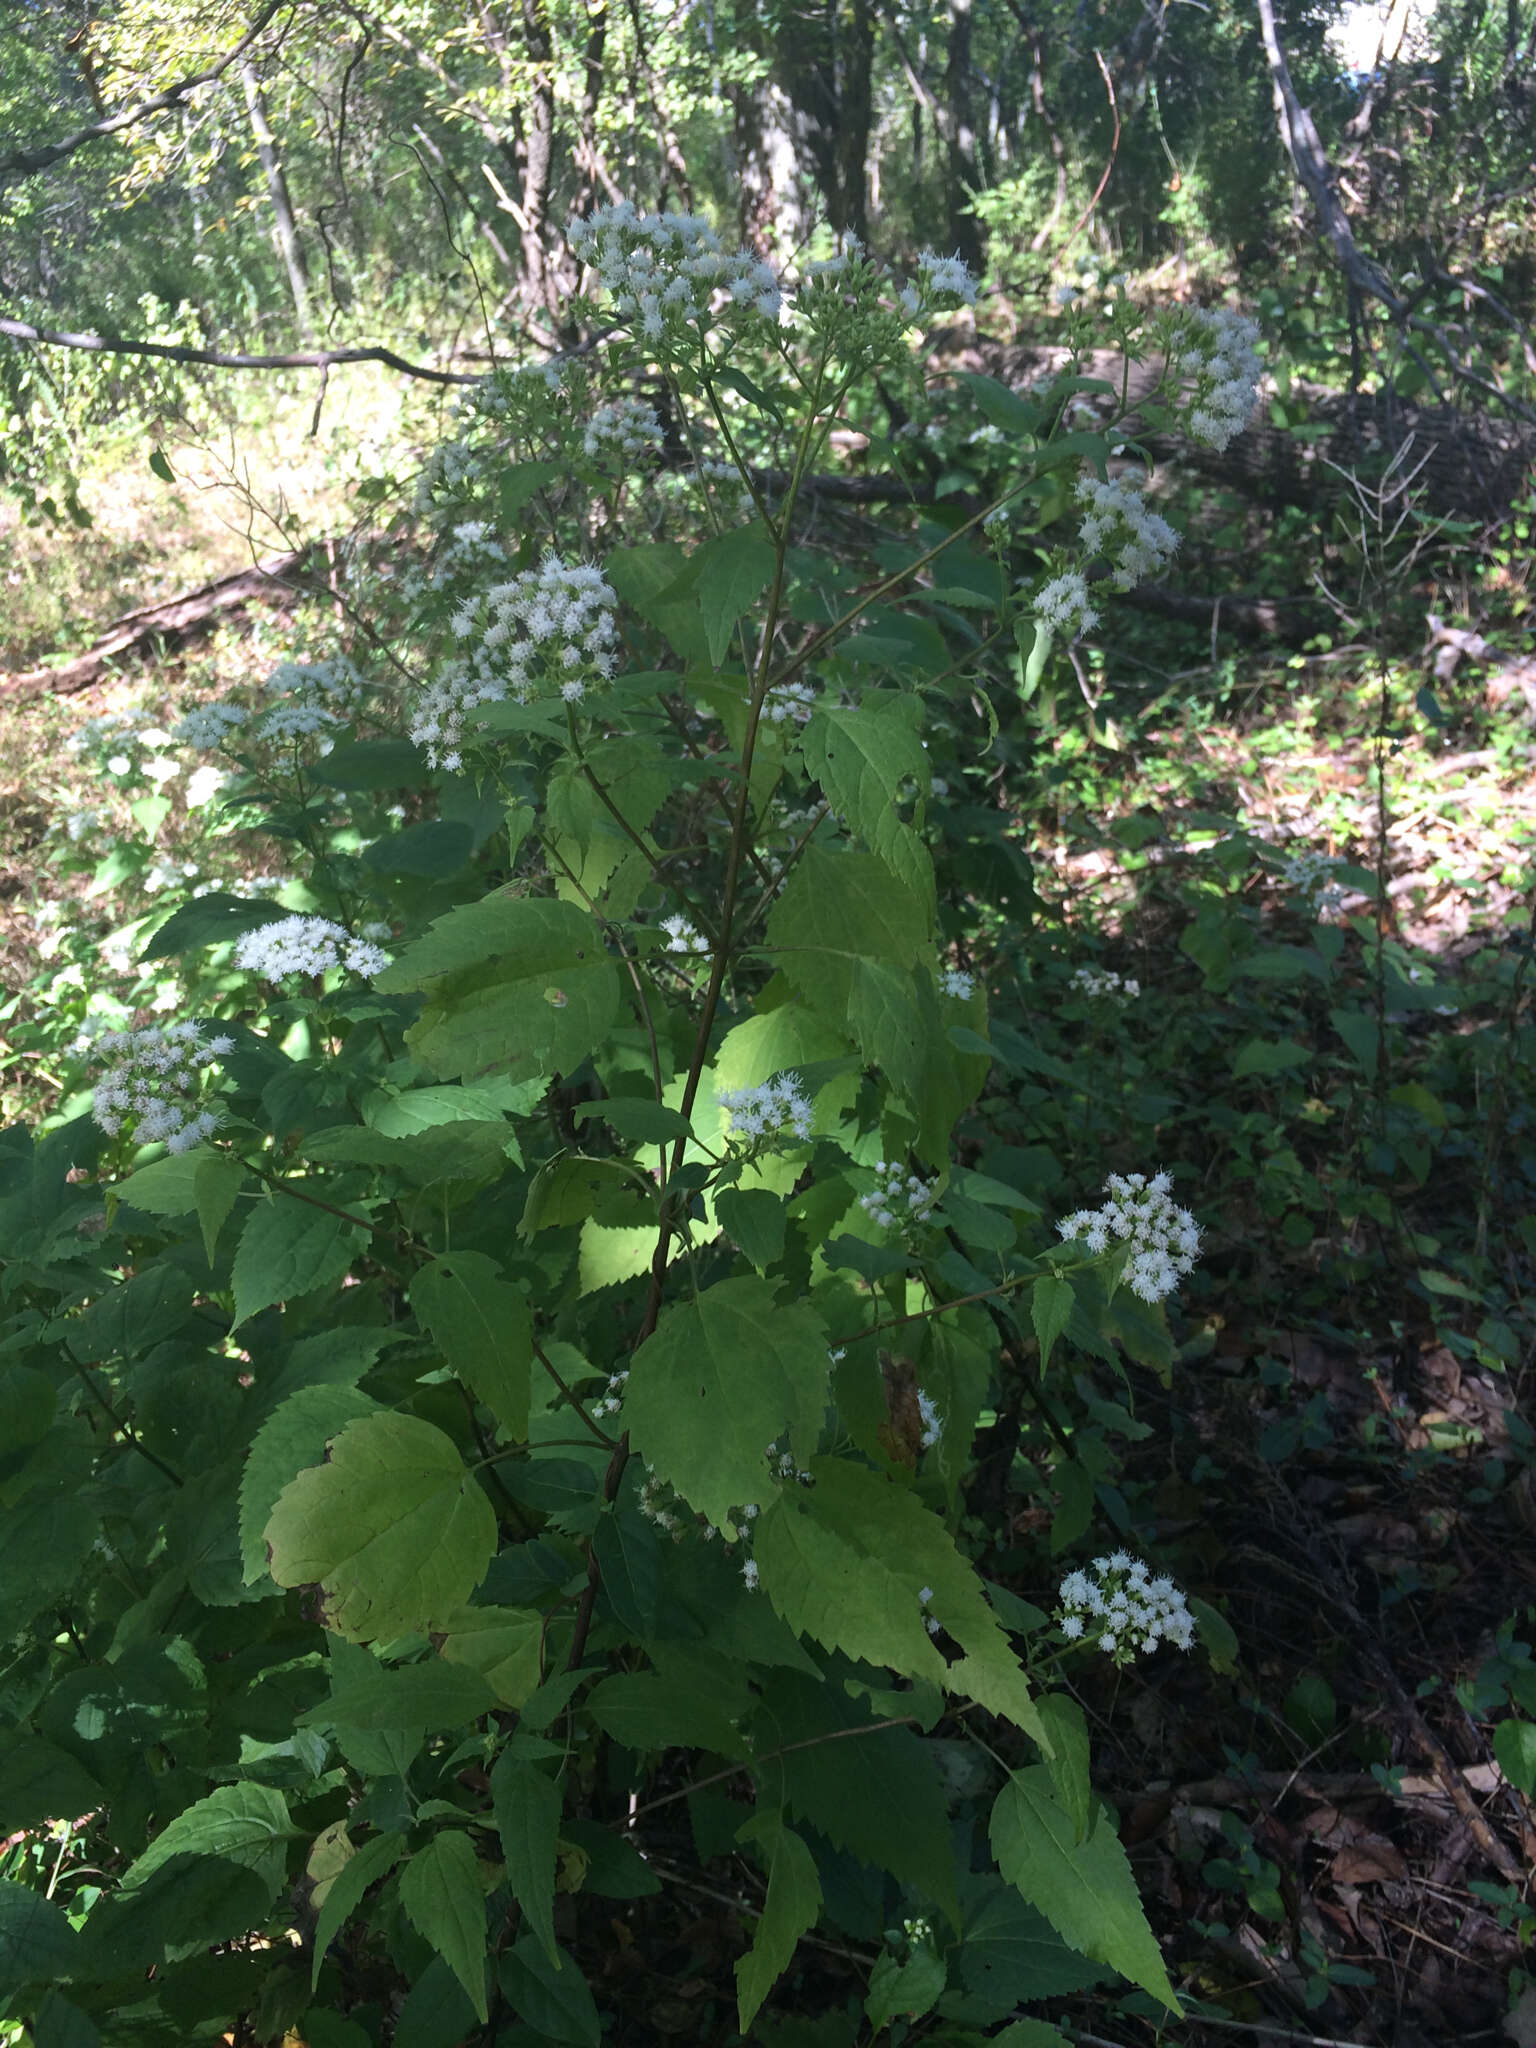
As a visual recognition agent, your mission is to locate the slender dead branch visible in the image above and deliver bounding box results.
[0,316,479,386]
[1,0,289,179]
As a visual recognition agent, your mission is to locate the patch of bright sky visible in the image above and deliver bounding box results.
[1327,0,1438,72]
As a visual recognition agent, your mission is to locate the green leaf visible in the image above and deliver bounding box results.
[715,1187,786,1269]
[148,447,175,483]
[1331,1006,1380,1080]
[1035,1694,1092,1844]
[265,1412,496,1642]
[802,696,934,907]
[734,1813,822,2033]
[957,372,1043,434]
[754,1459,1046,1746]
[311,739,426,790]
[401,1831,489,2022]
[310,1831,406,1990]
[363,820,475,878]
[302,1659,500,1731]
[864,1945,946,2031]
[0,1880,78,1993]
[230,1194,369,1329]
[499,1933,601,2046]
[377,894,620,1085]
[120,1784,294,1896]
[1493,1719,1536,1798]
[141,893,287,961]
[587,1670,748,1756]
[437,1604,546,1707]
[845,959,973,1164]
[1031,1276,1075,1372]
[572,1097,693,1144]
[992,2023,1073,2047]
[1231,1037,1310,1077]
[675,521,776,668]
[491,1753,562,1969]
[0,1739,103,1838]
[412,1251,531,1442]
[1187,1595,1239,1673]
[32,1992,99,2048]
[113,1146,249,1264]
[948,1874,1108,2020]
[766,1672,958,1924]
[989,1767,1176,2009]
[0,1488,99,1640]
[592,1506,661,1636]
[623,1277,831,1528]
[767,847,930,1019]
[239,1383,380,1583]
[604,541,711,664]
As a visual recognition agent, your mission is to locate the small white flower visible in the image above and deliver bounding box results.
[859,1161,936,1236]
[940,967,974,999]
[718,1073,815,1146]
[233,914,392,981]
[1032,572,1098,641]
[1054,1170,1201,1304]
[1056,1551,1198,1664]
[1070,965,1139,1002]
[661,914,709,956]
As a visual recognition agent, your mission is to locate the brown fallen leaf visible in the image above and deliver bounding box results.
[1330,1840,1409,1884]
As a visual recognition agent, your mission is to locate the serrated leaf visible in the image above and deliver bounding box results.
[0,1739,103,1838]
[0,1880,79,1993]
[683,521,776,667]
[141,893,282,961]
[401,1831,489,2021]
[1035,1694,1092,1844]
[230,1195,369,1329]
[623,1277,830,1528]
[734,1814,822,2033]
[766,847,930,1020]
[120,1784,294,1894]
[311,1830,406,1990]
[377,894,619,1084]
[437,1604,546,1707]
[1031,1276,1075,1372]
[412,1252,531,1442]
[499,1933,601,2044]
[802,696,933,908]
[491,1753,562,1968]
[754,1459,1045,1746]
[586,1670,749,1755]
[113,1147,249,1264]
[265,1412,496,1642]
[864,1945,946,2031]
[239,1383,380,1583]
[989,1767,1176,2008]
[301,1659,499,1730]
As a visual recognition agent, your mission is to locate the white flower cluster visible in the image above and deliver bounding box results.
[860,1162,936,1234]
[583,398,665,464]
[1075,473,1181,590]
[717,1073,814,1145]
[765,680,816,724]
[172,701,249,750]
[1055,1170,1201,1305]
[638,1467,688,1538]
[569,201,783,343]
[83,1020,234,1152]
[63,809,102,843]
[919,1584,941,1636]
[66,709,145,760]
[1032,571,1099,641]
[593,1368,628,1421]
[259,702,341,743]
[1277,849,1347,919]
[1057,1552,1197,1660]
[914,248,979,308]
[412,554,620,769]
[940,967,975,999]
[1174,308,1262,451]
[232,914,393,981]
[661,914,709,955]
[1070,966,1140,1001]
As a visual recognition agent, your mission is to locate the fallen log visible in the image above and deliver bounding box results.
[0,544,322,702]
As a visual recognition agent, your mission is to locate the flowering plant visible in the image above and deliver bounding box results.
[1,202,1259,2046]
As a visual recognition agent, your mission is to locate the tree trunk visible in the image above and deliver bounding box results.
[778,0,875,240]
[238,59,313,338]
[517,0,558,313]
[943,0,983,268]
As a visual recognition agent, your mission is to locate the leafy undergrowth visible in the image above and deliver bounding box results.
[1,322,1533,2048]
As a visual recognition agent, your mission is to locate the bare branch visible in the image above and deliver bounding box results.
[0,1,290,180]
[0,315,479,386]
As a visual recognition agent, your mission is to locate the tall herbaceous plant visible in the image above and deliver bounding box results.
[2,216,1260,2040]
